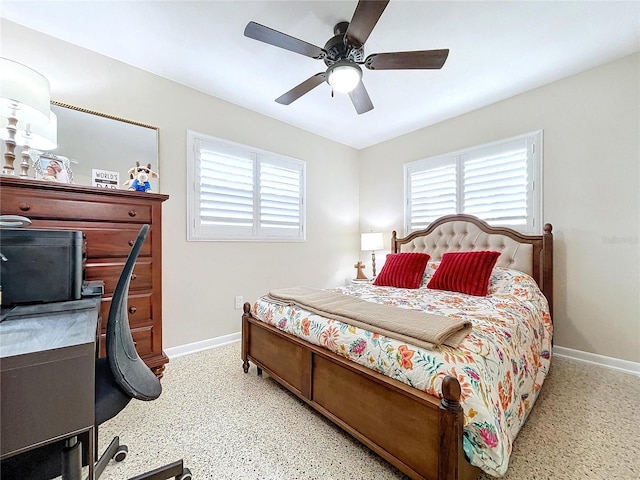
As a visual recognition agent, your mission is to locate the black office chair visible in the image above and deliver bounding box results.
[1,224,191,480]
[90,223,191,480]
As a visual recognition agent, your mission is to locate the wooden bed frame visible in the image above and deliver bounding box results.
[242,214,553,480]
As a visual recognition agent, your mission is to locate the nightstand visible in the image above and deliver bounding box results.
[350,278,374,284]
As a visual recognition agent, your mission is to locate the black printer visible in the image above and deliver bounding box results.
[0,228,84,306]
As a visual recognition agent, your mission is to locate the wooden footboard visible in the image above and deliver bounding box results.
[242,304,481,480]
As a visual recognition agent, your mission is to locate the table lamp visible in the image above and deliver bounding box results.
[0,58,52,175]
[361,232,384,278]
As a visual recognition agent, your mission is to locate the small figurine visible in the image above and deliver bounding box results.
[123,161,159,192]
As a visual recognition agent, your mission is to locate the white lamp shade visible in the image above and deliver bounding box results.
[0,58,51,125]
[361,232,384,251]
[0,111,58,151]
[326,61,362,93]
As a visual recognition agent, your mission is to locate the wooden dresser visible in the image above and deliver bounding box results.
[0,176,169,377]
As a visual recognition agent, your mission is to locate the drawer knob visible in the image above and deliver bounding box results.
[18,203,31,211]
[128,210,137,217]
[128,240,135,246]
[129,306,137,314]
[130,273,137,281]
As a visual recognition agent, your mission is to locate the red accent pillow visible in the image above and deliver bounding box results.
[373,253,430,289]
[427,251,501,296]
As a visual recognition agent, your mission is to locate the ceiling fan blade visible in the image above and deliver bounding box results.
[275,73,326,105]
[345,0,390,49]
[365,49,450,70]
[348,81,374,114]
[244,21,326,59]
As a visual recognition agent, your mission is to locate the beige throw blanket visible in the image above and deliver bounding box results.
[267,286,471,350]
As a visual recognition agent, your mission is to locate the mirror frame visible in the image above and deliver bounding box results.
[51,100,160,191]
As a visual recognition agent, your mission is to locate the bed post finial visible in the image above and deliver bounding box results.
[441,375,462,411]
[544,223,553,234]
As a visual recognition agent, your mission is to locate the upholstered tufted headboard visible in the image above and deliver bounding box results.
[392,214,553,315]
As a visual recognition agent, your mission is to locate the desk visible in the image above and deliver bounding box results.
[0,298,100,480]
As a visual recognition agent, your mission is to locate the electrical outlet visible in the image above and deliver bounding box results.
[234,295,243,310]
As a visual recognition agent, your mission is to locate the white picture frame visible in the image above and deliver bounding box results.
[33,153,73,184]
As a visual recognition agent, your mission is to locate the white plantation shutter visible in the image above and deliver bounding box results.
[462,139,529,227]
[407,160,456,231]
[259,162,302,236]
[188,132,305,241]
[404,131,542,234]
[199,149,253,232]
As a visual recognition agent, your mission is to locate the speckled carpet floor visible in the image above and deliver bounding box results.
[96,341,639,480]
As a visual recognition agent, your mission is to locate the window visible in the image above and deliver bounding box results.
[404,131,542,234]
[187,131,305,241]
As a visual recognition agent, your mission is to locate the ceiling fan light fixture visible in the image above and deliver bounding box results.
[326,61,362,93]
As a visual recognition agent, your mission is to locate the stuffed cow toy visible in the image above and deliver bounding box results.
[123,162,159,192]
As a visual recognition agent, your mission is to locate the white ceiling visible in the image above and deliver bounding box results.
[1,1,639,149]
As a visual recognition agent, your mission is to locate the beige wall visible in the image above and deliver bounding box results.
[360,53,640,363]
[3,20,638,364]
[1,20,361,348]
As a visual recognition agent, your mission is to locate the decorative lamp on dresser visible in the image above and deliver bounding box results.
[0,176,170,377]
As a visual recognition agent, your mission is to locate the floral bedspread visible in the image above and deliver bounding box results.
[252,264,552,477]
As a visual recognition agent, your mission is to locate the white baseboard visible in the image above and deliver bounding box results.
[553,345,640,377]
[164,332,241,359]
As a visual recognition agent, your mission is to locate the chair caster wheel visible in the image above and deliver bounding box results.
[178,468,192,480]
[113,444,128,462]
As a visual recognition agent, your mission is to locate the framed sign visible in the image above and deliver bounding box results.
[92,169,120,189]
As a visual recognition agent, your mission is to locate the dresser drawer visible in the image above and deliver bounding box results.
[99,326,154,359]
[1,192,152,223]
[8,222,154,259]
[99,293,152,330]
[85,260,152,294]
[131,328,154,358]
[84,227,152,259]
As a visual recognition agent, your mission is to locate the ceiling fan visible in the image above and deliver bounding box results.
[244,0,449,114]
